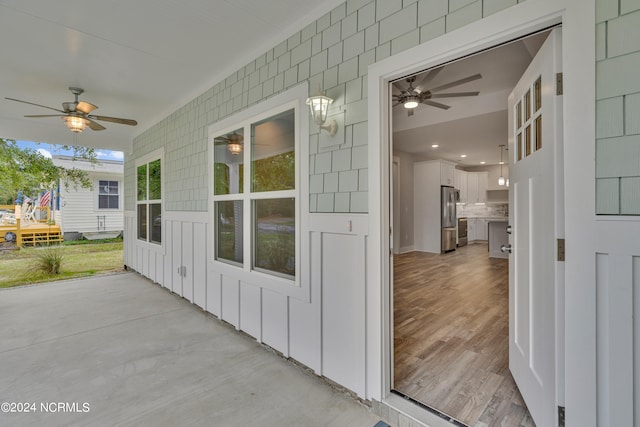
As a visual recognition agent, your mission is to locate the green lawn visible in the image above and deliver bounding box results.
[0,241,124,288]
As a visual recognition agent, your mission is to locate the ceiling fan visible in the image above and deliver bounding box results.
[214,131,244,155]
[5,86,137,132]
[392,67,482,116]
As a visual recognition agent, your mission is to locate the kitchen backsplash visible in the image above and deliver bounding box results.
[457,203,508,218]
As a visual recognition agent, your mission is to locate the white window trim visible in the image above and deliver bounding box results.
[208,84,310,300]
[94,178,122,211]
[135,148,164,249]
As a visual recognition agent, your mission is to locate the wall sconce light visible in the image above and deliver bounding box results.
[306,91,338,136]
[227,142,242,155]
[63,115,88,133]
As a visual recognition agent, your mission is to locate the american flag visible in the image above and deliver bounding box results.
[40,190,51,207]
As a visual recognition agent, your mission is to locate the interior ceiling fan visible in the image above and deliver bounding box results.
[5,86,137,132]
[392,67,482,116]
[214,131,244,155]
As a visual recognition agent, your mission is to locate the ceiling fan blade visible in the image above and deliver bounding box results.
[76,101,98,114]
[85,118,106,131]
[415,67,444,90]
[5,97,65,113]
[392,80,408,93]
[392,101,402,107]
[430,91,480,98]
[24,114,65,118]
[422,100,451,110]
[89,115,137,126]
[429,74,482,93]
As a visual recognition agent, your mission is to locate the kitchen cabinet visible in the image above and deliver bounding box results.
[467,218,490,242]
[465,171,488,204]
[440,161,455,186]
[455,169,467,203]
[468,218,477,242]
[477,218,488,240]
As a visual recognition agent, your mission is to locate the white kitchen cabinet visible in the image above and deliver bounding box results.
[455,169,467,203]
[440,161,455,186]
[477,218,488,241]
[467,173,478,203]
[477,172,488,203]
[468,218,477,242]
[465,172,488,204]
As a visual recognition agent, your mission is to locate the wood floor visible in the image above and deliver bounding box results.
[393,243,535,427]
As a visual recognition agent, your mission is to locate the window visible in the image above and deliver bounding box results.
[98,180,119,209]
[212,107,297,280]
[137,156,162,244]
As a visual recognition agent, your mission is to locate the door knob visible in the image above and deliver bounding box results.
[506,225,512,235]
[500,244,512,254]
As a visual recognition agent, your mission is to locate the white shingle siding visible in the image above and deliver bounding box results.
[596,1,640,214]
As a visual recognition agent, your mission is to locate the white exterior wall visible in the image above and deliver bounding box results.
[124,0,640,426]
[60,172,124,235]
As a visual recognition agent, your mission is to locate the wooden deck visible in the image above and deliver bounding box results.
[0,223,62,246]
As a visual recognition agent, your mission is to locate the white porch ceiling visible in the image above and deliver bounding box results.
[0,0,343,152]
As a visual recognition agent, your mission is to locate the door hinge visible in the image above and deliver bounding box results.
[557,238,565,261]
[558,405,566,427]
[556,72,563,95]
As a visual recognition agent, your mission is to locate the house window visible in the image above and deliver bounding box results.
[212,107,297,280]
[137,157,162,244]
[98,180,119,209]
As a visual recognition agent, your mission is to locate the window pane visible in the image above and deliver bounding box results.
[251,109,295,193]
[149,159,161,200]
[524,90,531,121]
[150,203,161,244]
[216,200,243,263]
[254,198,295,277]
[99,196,108,209]
[109,181,119,195]
[534,76,542,112]
[214,128,244,195]
[137,165,147,201]
[137,204,147,240]
[99,180,109,194]
[535,116,542,151]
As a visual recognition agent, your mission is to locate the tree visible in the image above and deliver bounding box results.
[0,138,97,205]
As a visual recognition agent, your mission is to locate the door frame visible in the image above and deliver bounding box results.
[366,0,596,424]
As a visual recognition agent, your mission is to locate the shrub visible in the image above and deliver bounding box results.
[34,247,64,275]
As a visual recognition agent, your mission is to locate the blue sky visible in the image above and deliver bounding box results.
[16,140,124,162]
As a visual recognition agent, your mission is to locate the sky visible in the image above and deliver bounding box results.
[16,140,124,162]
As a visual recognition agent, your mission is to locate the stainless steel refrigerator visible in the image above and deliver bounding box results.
[441,185,459,252]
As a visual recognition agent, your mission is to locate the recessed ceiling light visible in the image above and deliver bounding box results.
[431,144,439,148]
[480,161,486,164]
[460,154,467,158]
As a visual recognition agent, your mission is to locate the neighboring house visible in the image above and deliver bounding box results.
[52,155,123,240]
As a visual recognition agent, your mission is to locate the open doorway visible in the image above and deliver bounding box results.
[390,30,552,426]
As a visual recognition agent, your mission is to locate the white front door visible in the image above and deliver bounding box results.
[507,28,563,427]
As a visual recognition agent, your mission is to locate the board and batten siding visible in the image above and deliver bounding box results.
[123,0,640,425]
[124,211,369,397]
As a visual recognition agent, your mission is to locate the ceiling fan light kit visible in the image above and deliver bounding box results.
[392,68,482,116]
[62,115,88,132]
[5,86,137,133]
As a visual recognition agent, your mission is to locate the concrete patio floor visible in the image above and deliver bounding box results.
[0,272,383,427]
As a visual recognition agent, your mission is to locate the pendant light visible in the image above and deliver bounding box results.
[498,145,506,186]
